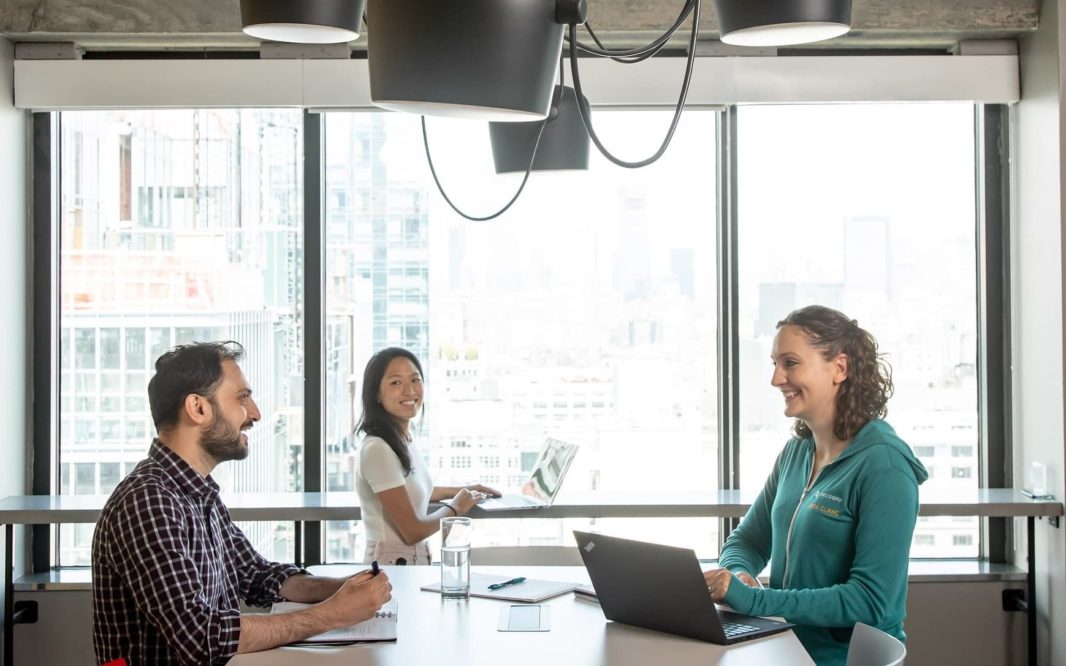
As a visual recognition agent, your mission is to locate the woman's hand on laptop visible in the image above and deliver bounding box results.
[733,571,762,589]
[451,488,482,514]
[464,483,502,498]
[703,568,734,603]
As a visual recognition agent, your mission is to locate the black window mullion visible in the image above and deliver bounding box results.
[975,103,1013,564]
[716,106,741,544]
[32,111,58,574]
[302,110,325,566]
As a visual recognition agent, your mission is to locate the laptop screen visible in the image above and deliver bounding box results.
[520,438,579,504]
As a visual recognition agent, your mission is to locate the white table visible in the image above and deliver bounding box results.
[1,489,1059,665]
[229,565,815,666]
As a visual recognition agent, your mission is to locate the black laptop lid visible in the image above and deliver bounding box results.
[573,531,726,643]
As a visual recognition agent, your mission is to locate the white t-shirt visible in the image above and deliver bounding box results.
[355,435,435,555]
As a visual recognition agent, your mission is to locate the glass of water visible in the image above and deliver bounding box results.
[440,516,472,599]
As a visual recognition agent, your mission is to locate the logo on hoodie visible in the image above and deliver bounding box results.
[809,490,844,517]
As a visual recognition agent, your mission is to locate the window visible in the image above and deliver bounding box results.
[56,109,304,566]
[914,445,936,459]
[737,104,980,557]
[41,98,1004,566]
[323,109,719,558]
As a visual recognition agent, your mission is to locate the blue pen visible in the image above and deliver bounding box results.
[371,560,380,577]
[488,576,526,590]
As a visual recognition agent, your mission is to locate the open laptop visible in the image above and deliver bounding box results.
[474,438,579,511]
[572,531,794,645]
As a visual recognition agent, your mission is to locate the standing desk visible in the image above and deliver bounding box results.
[228,565,816,666]
[0,489,1060,665]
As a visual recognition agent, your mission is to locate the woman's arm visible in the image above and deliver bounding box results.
[430,484,501,502]
[717,454,780,579]
[722,467,918,627]
[377,485,481,545]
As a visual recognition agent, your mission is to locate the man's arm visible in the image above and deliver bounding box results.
[237,572,393,654]
[278,573,355,603]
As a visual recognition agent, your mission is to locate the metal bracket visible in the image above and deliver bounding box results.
[555,0,588,26]
[1048,516,1061,528]
[1003,589,1028,613]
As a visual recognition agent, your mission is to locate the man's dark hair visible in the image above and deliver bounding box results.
[147,341,245,433]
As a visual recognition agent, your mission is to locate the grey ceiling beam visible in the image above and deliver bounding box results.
[0,0,1040,51]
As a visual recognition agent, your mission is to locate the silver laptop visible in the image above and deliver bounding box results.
[572,531,794,645]
[475,438,579,511]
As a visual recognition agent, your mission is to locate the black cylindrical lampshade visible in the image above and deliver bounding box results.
[241,0,365,44]
[489,86,590,173]
[368,0,565,122]
[713,0,851,47]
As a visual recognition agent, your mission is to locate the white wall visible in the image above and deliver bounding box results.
[1016,1,1066,665]
[0,34,29,663]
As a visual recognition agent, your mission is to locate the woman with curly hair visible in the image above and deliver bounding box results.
[703,305,927,666]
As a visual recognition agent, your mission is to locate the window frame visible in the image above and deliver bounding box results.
[28,64,1013,569]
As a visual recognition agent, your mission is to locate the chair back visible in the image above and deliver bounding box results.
[469,545,584,565]
[845,622,906,666]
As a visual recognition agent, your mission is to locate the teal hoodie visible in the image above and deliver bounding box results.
[719,419,928,666]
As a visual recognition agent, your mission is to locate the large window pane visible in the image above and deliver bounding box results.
[736,103,979,557]
[57,110,304,566]
[324,110,719,560]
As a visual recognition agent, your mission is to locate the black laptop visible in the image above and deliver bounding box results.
[572,531,794,645]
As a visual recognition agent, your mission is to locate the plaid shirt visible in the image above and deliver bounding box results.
[92,440,303,665]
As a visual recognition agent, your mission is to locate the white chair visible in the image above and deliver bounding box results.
[846,622,907,666]
[469,545,585,566]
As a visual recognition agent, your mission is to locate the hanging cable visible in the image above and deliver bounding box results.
[421,108,550,222]
[566,0,696,61]
[567,0,700,168]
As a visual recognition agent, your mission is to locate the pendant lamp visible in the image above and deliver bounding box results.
[713,0,852,47]
[240,0,365,44]
[489,86,591,173]
[367,0,566,122]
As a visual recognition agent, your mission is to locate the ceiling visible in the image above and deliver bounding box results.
[0,0,1041,53]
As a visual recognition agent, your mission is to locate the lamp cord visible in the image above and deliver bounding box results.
[568,0,696,61]
[421,110,550,222]
[567,0,700,169]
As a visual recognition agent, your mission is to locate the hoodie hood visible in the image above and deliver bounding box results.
[835,418,929,484]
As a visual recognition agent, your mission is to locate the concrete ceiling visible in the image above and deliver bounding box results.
[0,0,1041,52]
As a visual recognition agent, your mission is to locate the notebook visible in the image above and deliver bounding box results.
[421,573,577,603]
[270,600,398,644]
[573,531,794,645]
[474,438,579,511]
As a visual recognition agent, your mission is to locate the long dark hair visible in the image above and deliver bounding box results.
[355,347,424,475]
[778,305,893,442]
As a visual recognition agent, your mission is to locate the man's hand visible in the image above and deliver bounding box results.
[320,571,393,627]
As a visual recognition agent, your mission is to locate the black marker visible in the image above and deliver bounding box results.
[371,560,380,577]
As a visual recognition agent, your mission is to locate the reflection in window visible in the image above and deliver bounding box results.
[737,103,979,557]
[57,109,305,566]
[323,109,719,559]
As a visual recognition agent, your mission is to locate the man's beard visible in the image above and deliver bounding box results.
[200,400,249,463]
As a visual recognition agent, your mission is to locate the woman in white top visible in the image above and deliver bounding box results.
[354,347,500,565]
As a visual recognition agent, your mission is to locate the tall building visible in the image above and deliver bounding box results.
[59,110,304,564]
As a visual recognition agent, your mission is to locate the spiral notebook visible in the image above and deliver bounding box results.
[270,600,398,644]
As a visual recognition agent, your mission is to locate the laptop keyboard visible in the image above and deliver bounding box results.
[505,495,540,507]
[722,622,760,638]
